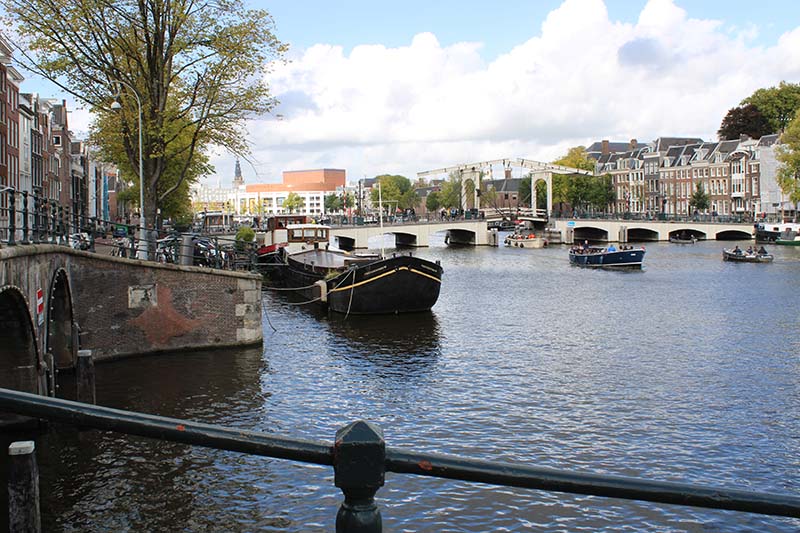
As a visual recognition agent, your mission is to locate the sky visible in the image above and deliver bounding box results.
[11,0,800,187]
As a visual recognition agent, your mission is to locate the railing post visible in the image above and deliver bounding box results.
[32,194,40,244]
[89,217,97,252]
[21,191,30,244]
[8,441,41,533]
[334,420,385,533]
[50,204,57,244]
[57,205,65,245]
[8,191,17,246]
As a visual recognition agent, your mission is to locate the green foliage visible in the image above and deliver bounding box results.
[369,174,419,210]
[283,192,305,213]
[553,146,596,172]
[480,186,498,209]
[689,183,710,212]
[776,110,800,203]
[742,81,800,133]
[518,177,532,207]
[236,225,256,243]
[324,193,342,212]
[426,191,441,212]
[4,0,286,229]
[718,104,773,140]
[439,171,462,209]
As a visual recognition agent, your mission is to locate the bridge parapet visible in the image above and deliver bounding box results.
[0,244,262,397]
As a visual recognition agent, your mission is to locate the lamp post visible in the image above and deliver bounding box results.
[110,81,145,259]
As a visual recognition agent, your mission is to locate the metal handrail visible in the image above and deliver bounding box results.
[1,388,798,524]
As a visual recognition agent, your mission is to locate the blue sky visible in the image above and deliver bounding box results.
[8,0,800,186]
[263,0,796,60]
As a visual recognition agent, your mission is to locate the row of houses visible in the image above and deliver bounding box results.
[590,135,795,219]
[1,35,125,231]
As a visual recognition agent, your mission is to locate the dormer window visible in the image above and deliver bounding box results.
[53,135,61,146]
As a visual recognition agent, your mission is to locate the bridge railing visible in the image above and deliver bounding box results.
[0,188,256,271]
[1,387,798,532]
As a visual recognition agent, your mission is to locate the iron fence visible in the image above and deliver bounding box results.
[1,388,798,532]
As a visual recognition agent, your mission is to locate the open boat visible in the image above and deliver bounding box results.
[503,216,548,249]
[669,233,697,244]
[722,247,773,262]
[569,245,646,269]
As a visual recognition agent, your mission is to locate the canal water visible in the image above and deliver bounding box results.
[9,238,800,532]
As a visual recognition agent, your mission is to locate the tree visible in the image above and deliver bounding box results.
[283,192,305,213]
[776,110,800,203]
[518,175,532,207]
[587,175,615,212]
[369,174,417,211]
[689,183,710,212]
[718,104,773,140]
[426,191,441,212]
[552,146,596,172]
[439,172,463,209]
[742,81,800,133]
[4,0,286,233]
[324,193,342,212]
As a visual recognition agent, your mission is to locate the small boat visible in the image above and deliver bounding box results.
[282,246,443,314]
[722,247,773,262]
[503,217,548,249]
[569,245,645,269]
[669,234,697,244]
[504,233,547,248]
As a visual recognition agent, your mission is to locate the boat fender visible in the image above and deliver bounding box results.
[313,280,328,303]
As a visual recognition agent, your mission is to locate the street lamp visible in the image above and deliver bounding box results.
[110,81,145,259]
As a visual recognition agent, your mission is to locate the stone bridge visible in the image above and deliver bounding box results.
[552,219,754,243]
[0,244,262,419]
[330,220,493,249]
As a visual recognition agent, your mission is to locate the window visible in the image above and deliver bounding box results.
[53,135,61,146]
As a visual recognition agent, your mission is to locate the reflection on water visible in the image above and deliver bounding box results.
[3,241,800,532]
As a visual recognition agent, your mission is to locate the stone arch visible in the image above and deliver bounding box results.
[0,285,41,426]
[46,268,76,373]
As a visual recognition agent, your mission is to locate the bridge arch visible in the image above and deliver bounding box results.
[47,268,77,375]
[715,229,752,241]
[0,285,41,424]
[627,227,660,242]
[573,226,610,243]
[668,229,707,240]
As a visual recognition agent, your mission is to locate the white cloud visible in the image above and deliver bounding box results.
[208,0,800,186]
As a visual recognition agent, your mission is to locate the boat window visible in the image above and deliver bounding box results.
[303,229,316,238]
[290,229,303,240]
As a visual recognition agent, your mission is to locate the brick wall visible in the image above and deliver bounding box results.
[0,245,263,363]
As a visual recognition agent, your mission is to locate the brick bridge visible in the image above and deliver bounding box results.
[0,244,262,420]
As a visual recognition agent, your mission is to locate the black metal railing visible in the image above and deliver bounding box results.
[0,188,257,271]
[1,388,798,532]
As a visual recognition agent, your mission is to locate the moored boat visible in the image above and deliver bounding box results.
[569,244,646,269]
[282,247,443,314]
[775,235,800,246]
[755,221,800,243]
[722,247,773,262]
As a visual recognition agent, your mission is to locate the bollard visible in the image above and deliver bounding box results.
[8,441,41,533]
[334,421,385,533]
[76,350,96,405]
[180,234,194,266]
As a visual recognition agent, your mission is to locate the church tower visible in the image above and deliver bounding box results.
[233,158,244,188]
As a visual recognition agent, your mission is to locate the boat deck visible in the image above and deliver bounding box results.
[290,249,378,269]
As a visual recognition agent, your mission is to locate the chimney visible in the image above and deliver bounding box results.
[630,138,638,150]
[601,140,610,155]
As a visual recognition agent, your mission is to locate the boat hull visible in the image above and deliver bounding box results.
[774,239,800,246]
[504,235,547,248]
[569,248,645,269]
[283,252,443,314]
[722,250,774,262]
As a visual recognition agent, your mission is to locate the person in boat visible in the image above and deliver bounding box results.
[582,240,589,252]
[758,246,768,255]
[733,245,742,254]
[607,244,617,252]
